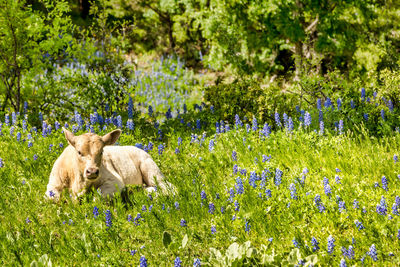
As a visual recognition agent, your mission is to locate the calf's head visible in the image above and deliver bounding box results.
[62,127,121,180]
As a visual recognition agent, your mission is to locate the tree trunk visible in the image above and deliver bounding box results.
[294,41,303,81]
[166,16,175,51]
[79,0,91,19]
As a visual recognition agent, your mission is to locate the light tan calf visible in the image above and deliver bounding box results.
[46,128,170,200]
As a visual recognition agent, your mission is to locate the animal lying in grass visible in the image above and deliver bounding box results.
[46,128,171,200]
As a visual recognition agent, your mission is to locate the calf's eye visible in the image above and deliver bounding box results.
[78,151,82,156]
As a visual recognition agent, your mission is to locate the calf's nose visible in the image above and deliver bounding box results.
[86,167,99,177]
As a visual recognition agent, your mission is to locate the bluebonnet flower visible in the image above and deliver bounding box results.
[361,87,366,100]
[23,101,28,113]
[287,117,294,132]
[208,203,215,214]
[235,114,243,128]
[283,113,288,128]
[130,250,137,256]
[304,112,311,127]
[262,155,271,163]
[142,205,147,212]
[327,235,335,254]
[233,164,238,175]
[337,98,342,110]
[139,255,147,267]
[232,151,237,161]
[228,188,235,202]
[211,225,216,234]
[319,121,324,135]
[353,199,359,209]
[275,112,281,127]
[174,202,180,210]
[126,119,135,131]
[292,238,300,248]
[220,206,225,214]
[22,120,27,132]
[33,154,38,160]
[354,220,364,230]
[240,168,247,176]
[340,258,347,267]
[9,126,14,136]
[147,142,153,151]
[388,100,394,112]
[249,171,257,188]
[261,123,271,138]
[265,189,272,199]
[135,143,144,150]
[350,100,355,109]
[245,124,250,133]
[335,175,341,184]
[158,144,164,155]
[311,237,319,252]
[128,97,133,119]
[11,112,16,125]
[252,117,258,131]
[26,217,31,224]
[367,244,378,261]
[318,110,323,122]
[338,201,346,213]
[235,177,244,194]
[314,194,326,212]
[234,200,240,211]
[381,109,385,120]
[394,154,398,163]
[346,246,355,259]
[338,120,344,134]
[317,98,322,110]
[275,168,283,187]
[105,209,112,229]
[376,196,387,215]
[4,114,10,126]
[90,113,97,125]
[374,182,380,188]
[392,196,400,215]
[325,97,332,108]
[200,190,207,202]
[289,183,297,200]
[209,139,214,152]
[148,105,153,116]
[165,108,172,119]
[174,148,180,154]
[174,257,182,267]
[382,176,388,191]
[245,220,251,232]
[323,177,331,196]
[193,258,201,267]
[196,119,201,130]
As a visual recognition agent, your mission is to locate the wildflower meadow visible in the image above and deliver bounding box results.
[1,1,400,266]
[0,55,400,266]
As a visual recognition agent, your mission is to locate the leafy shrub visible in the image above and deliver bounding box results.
[204,79,298,123]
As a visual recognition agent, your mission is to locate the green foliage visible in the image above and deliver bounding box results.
[0,0,76,112]
[204,78,298,123]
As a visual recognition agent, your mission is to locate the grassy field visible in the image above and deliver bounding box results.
[1,58,400,266]
[1,107,400,266]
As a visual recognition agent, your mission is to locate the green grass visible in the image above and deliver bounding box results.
[1,121,400,266]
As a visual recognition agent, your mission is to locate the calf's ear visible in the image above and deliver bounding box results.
[102,129,122,146]
[62,127,76,146]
